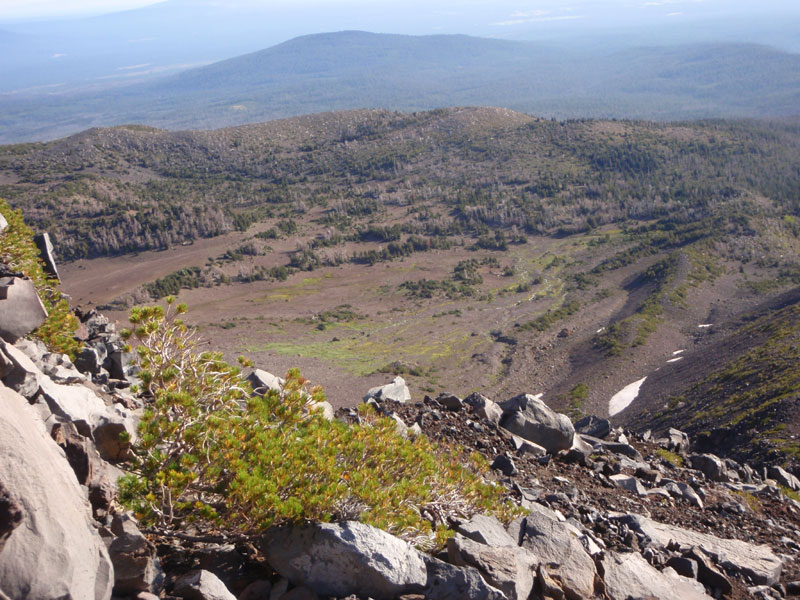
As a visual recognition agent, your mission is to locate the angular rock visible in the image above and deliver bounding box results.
[364,376,412,403]
[74,344,108,375]
[499,394,574,453]
[602,551,711,600]
[0,212,7,233]
[667,428,690,454]
[574,415,611,439]
[519,507,596,599]
[662,480,704,509]
[438,393,464,411]
[173,570,236,600]
[690,454,729,482]
[667,556,700,579]
[512,435,547,457]
[465,393,503,424]
[491,454,517,476]
[768,466,800,491]
[0,338,42,398]
[610,474,647,496]
[686,546,732,595]
[0,383,114,600]
[456,513,517,548]
[0,276,47,343]
[34,232,60,280]
[601,442,643,461]
[618,513,783,585]
[421,555,506,600]
[447,533,537,600]
[248,369,285,395]
[260,521,427,599]
[108,514,163,595]
[569,434,594,458]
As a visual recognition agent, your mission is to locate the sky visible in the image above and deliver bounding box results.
[2,0,800,22]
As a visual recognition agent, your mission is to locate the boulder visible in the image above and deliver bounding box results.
[247,369,285,395]
[173,570,236,600]
[0,212,7,233]
[666,428,690,454]
[690,453,729,482]
[0,276,47,342]
[364,376,411,403]
[447,533,537,600]
[518,506,596,599]
[438,393,464,411]
[260,521,427,599]
[512,435,547,457]
[34,232,60,280]
[617,513,783,585]
[465,393,503,424]
[0,338,41,398]
[610,474,647,496]
[498,394,574,453]
[602,551,711,600]
[421,555,506,600]
[74,344,108,375]
[573,415,611,439]
[768,466,800,491]
[38,377,138,462]
[0,383,114,600]
[108,514,163,595]
[456,513,518,547]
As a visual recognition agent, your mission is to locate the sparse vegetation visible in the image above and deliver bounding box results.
[0,198,79,357]
[119,300,519,547]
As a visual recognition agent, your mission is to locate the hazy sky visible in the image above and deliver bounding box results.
[3,0,800,22]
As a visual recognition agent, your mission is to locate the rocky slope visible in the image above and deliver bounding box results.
[3,251,800,599]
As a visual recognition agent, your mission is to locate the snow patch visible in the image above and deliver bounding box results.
[672,349,685,355]
[698,324,713,328]
[596,327,606,334]
[608,377,647,417]
[667,357,684,363]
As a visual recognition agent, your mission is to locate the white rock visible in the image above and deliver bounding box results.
[0,382,114,600]
[364,376,411,403]
[603,551,711,599]
[619,513,783,585]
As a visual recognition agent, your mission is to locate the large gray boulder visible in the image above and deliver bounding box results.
[690,453,729,482]
[602,551,711,600]
[456,513,518,547]
[364,376,412,403]
[422,555,507,600]
[618,514,783,586]
[0,276,47,343]
[768,466,800,491]
[498,394,574,453]
[0,383,114,600]
[38,376,138,462]
[447,533,537,600]
[260,521,427,599]
[517,505,596,599]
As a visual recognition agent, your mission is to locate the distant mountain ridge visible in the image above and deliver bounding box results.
[1,31,799,143]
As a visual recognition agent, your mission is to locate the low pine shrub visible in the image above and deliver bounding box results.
[0,198,79,357]
[119,299,518,548]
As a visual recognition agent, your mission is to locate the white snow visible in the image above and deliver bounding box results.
[596,327,606,334]
[672,349,685,355]
[667,357,684,363]
[608,377,647,417]
[698,324,713,328]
